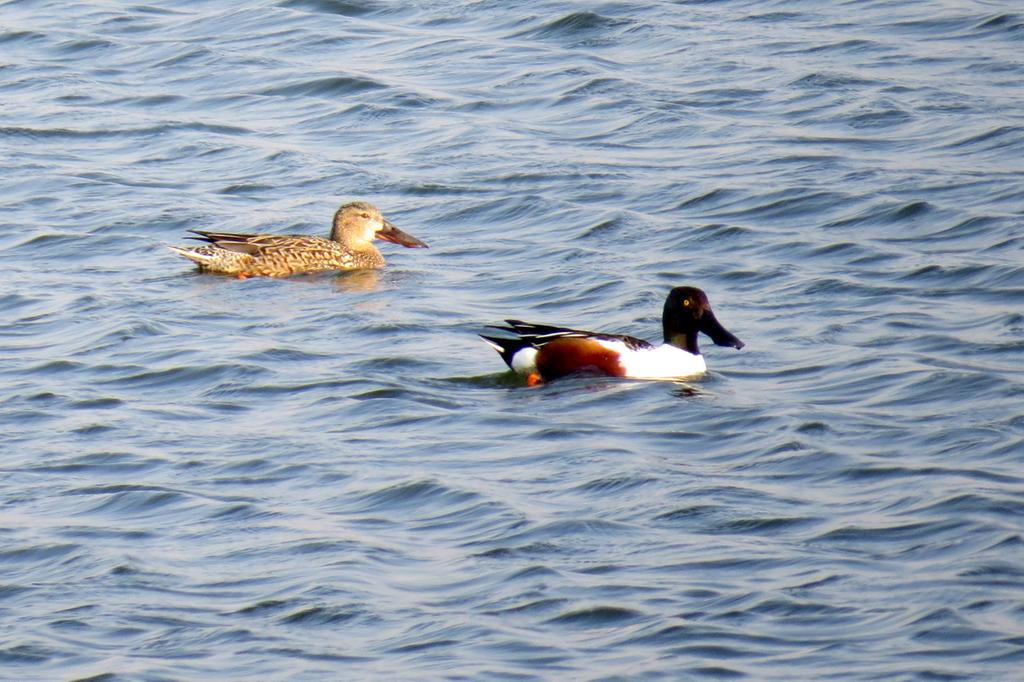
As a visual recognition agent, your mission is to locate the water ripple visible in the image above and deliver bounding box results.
[1,0,1023,679]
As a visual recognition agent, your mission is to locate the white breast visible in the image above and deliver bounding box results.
[612,343,706,379]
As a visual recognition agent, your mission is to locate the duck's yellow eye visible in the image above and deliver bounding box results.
[682,298,691,307]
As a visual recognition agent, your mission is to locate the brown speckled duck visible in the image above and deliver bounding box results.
[168,201,427,278]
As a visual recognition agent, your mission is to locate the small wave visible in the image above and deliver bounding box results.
[100,363,267,390]
[0,543,79,565]
[912,493,1024,519]
[473,542,565,560]
[68,486,190,516]
[0,644,54,664]
[575,475,656,494]
[0,122,248,141]
[518,12,632,40]
[749,598,856,619]
[387,638,459,654]
[934,12,1024,40]
[711,516,818,534]
[800,39,884,55]
[280,604,365,625]
[653,505,717,523]
[945,125,1024,150]
[218,182,276,195]
[233,599,290,615]
[57,38,117,54]
[688,223,753,244]
[701,189,853,221]
[742,12,802,24]
[0,30,46,45]
[790,72,878,89]
[259,76,387,98]
[974,13,1023,33]
[350,480,479,514]
[29,452,162,475]
[279,0,383,16]
[241,347,333,362]
[825,200,935,228]
[545,605,644,627]
[153,47,217,69]
[848,107,913,129]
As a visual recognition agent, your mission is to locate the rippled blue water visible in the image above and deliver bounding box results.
[2,0,1023,679]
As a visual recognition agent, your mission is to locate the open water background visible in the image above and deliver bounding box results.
[2,1,1023,679]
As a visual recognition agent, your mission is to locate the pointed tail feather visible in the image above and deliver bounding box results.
[167,244,214,265]
[479,334,535,370]
[488,320,594,343]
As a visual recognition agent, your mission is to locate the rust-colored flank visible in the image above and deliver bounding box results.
[535,337,627,381]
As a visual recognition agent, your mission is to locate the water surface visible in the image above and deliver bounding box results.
[2,0,1023,679]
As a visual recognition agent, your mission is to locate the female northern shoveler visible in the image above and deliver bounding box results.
[168,201,427,278]
[480,286,744,385]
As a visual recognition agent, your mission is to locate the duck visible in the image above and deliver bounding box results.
[480,286,744,385]
[168,201,427,278]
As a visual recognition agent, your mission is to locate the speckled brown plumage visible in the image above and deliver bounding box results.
[168,201,427,277]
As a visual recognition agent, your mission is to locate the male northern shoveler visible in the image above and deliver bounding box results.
[480,286,744,385]
[168,201,427,278]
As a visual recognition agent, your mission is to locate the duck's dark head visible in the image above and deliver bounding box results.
[662,286,744,355]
